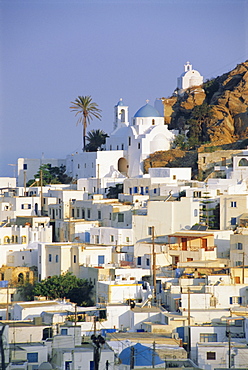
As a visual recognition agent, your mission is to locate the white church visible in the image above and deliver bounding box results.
[65,99,177,180]
[17,62,203,185]
[176,61,203,94]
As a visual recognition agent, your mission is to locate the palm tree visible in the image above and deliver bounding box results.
[70,96,102,151]
[85,129,109,152]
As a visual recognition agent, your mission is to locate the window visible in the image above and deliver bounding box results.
[27,353,38,363]
[173,175,176,180]
[146,258,150,266]
[152,119,155,125]
[235,261,242,266]
[138,143,140,149]
[87,209,91,219]
[21,204,31,210]
[110,235,114,242]
[200,333,217,342]
[73,255,77,263]
[126,237,130,242]
[231,217,237,226]
[148,227,153,235]
[48,254,52,262]
[21,236,27,244]
[230,296,242,304]
[134,187,138,194]
[98,210,101,220]
[23,164,28,170]
[145,186,149,194]
[121,144,124,150]
[202,157,206,164]
[206,352,216,360]
[98,255,105,265]
[110,145,112,150]
[153,188,157,194]
[109,213,112,220]
[82,209,85,219]
[193,191,201,198]
[140,187,144,195]
[231,201,237,207]
[77,208,80,217]
[117,145,119,150]
[55,255,59,263]
[128,137,131,146]
[237,242,243,250]
[118,213,124,222]
[71,208,75,218]
[137,256,142,265]
[95,235,99,244]
[61,328,68,335]
[129,188,132,195]
[194,209,198,217]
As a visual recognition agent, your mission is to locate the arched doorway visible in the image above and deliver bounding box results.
[118,157,128,176]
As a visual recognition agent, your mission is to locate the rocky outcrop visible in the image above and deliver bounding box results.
[163,60,248,145]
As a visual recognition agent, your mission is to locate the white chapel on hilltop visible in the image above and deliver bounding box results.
[177,61,203,94]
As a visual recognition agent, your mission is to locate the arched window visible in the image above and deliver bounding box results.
[18,273,24,284]
[152,119,155,125]
[4,236,10,244]
[121,109,125,122]
[238,158,248,166]
[21,236,27,244]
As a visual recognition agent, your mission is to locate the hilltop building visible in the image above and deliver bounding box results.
[177,61,204,94]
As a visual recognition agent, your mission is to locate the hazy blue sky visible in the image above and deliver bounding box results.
[0,0,247,176]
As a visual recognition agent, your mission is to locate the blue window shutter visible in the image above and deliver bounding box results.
[230,297,233,304]
[238,297,242,304]
[85,232,90,242]
[98,255,105,265]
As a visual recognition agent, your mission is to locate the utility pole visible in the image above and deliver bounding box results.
[242,251,245,284]
[97,164,100,194]
[40,170,43,216]
[152,341,155,368]
[228,320,231,369]
[130,346,135,369]
[24,170,27,196]
[152,226,156,303]
[187,287,191,358]
[6,282,9,321]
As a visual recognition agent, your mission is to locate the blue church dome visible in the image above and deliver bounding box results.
[134,103,161,118]
[115,98,125,106]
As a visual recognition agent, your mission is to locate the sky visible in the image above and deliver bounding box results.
[0,0,247,177]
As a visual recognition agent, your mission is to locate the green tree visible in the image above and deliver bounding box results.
[106,184,123,199]
[33,272,94,306]
[85,129,109,152]
[18,282,35,301]
[70,96,102,152]
[26,164,72,186]
[187,103,214,143]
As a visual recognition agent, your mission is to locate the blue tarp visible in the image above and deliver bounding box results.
[0,280,8,288]
[119,342,164,366]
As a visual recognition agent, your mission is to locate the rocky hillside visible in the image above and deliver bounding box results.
[164,60,248,145]
[144,61,248,177]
